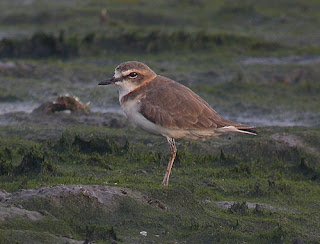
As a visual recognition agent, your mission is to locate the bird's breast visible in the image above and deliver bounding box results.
[120,98,140,120]
[120,99,174,137]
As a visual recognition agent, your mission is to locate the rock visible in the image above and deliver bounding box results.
[0,203,44,221]
[1,230,83,244]
[292,238,304,244]
[0,60,34,72]
[0,185,144,208]
[32,94,90,114]
[214,200,298,213]
[0,189,8,201]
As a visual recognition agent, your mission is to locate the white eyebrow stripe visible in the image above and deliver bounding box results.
[122,69,138,76]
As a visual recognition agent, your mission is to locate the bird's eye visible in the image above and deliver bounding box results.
[128,72,138,78]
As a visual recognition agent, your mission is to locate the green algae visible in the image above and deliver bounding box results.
[0,0,320,243]
[0,29,288,59]
[0,125,319,243]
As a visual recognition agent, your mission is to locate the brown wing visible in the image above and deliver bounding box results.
[138,76,244,130]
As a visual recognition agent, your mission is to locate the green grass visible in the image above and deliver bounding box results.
[0,125,319,243]
[193,78,320,112]
[0,0,320,243]
[1,0,320,46]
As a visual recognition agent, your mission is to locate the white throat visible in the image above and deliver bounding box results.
[117,81,138,102]
[113,70,138,103]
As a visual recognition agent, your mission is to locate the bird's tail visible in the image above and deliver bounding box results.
[215,125,257,136]
[236,126,257,135]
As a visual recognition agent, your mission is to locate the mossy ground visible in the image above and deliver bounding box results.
[0,0,320,243]
[0,125,319,243]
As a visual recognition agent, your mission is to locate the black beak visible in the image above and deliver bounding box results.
[98,77,116,85]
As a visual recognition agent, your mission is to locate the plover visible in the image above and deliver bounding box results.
[99,61,256,187]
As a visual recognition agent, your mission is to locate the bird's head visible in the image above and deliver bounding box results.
[98,61,157,95]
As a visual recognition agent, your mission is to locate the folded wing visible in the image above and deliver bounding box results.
[139,76,254,132]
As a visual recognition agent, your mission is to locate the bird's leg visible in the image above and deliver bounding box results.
[162,137,177,187]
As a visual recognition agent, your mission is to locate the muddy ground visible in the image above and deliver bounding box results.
[0,0,320,243]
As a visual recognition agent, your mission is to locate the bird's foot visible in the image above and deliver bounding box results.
[161,177,169,187]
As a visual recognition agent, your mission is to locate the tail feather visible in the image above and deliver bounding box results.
[238,127,257,135]
[217,116,257,135]
[215,125,257,136]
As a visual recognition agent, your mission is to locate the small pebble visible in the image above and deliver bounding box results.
[140,231,147,236]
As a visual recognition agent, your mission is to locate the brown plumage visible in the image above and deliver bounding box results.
[121,74,255,135]
[139,76,249,130]
[99,61,256,186]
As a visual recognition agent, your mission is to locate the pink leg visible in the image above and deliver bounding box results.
[162,137,177,187]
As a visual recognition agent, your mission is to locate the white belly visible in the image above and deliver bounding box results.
[121,99,169,137]
[120,99,224,140]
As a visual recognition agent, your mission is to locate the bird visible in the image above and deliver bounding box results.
[98,61,256,187]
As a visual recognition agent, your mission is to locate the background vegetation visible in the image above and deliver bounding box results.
[0,0,319,243]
